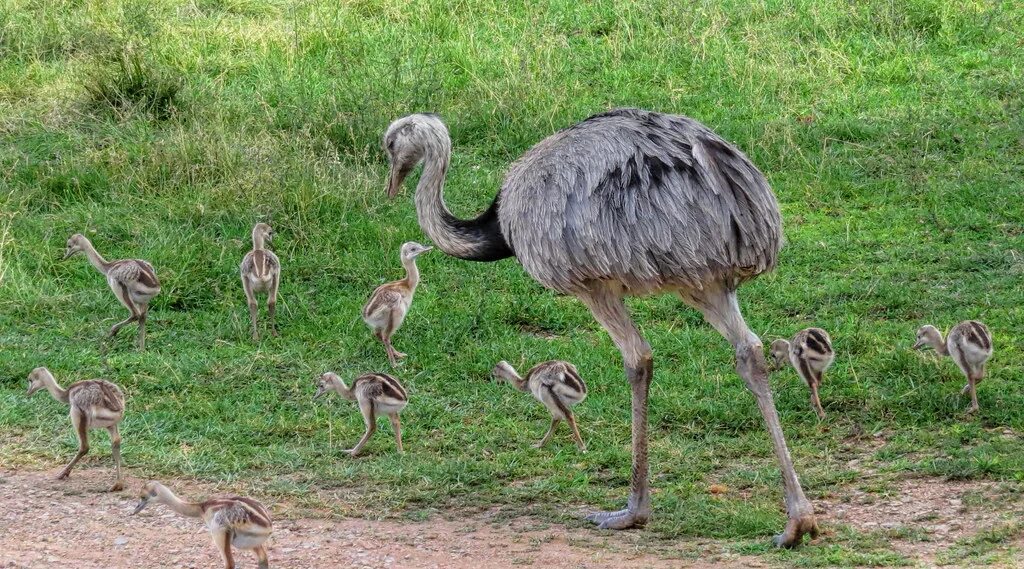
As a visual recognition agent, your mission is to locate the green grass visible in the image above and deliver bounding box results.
[2,0,1023,565]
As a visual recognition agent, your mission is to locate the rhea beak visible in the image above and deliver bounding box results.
[912,339,924,350]
[387,164,409,199]
[131,498,149,516]
[313,386,326,400]
[415,246,433,257]
[61,249,75,261]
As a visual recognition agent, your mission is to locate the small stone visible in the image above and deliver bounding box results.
[114,536,128,547]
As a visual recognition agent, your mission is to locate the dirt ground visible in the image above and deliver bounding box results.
[0,467,754,569]
[6,464,1024,568]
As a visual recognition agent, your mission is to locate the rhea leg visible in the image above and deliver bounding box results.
[136,305,148,351]
[254,545,270,569]
[243,276,260,341]
[965,372,980,414]
[578,287,652,530]
[534,418,560,448]
[685,286,817,547]
[389,413,404,454]
[58,410,90,480]
[108,424,123,491]
[566,411,587,452]
[268,273,280,337]
[211,528,235,569]
[109,283,140,338]
[809,375,826,420]
[348,399,377,456]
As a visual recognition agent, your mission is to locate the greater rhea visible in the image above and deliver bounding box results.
[362,241,432,366]
[132,481,272,569]
[492,360,588,451]
[314,372,408,456]
[63,233,160,350]
[914,320,993,413]
[770,328,835,420]
[240,223,281,341]
[383,109,816,545]
[26,367,125,491]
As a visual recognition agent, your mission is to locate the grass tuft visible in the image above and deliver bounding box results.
[84,49,182,121]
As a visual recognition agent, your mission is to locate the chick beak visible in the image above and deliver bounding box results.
[131,498,149,516]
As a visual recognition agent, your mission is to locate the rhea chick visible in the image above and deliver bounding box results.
[770,327,834,420]
[27,367,126,491]
[240,223,281,341]
[362,241,432,366]
[63,233,161,350]
[132,481,272,569]
[492,360,588,451]
[914,321,993,413]
[314,372,409,456]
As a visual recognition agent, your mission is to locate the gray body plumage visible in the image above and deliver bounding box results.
[500,109,782,294]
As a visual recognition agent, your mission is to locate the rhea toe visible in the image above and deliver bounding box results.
[315,372,408,456]
[63,233,161,350]
[492,360,588,451]
[240,223,281,341]
[27,367,126,491]
[133,482,272,569]
[914,320,993,413]
[770,327,835,420]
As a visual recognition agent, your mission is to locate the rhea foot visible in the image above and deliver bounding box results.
[586,507,649,530]
[773,513,819,548]
[56,470,71,480]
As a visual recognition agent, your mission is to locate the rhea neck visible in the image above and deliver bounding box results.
[928,333,950,356]
[154,485,203,518]
[78,239,110,274]
[411,124,513,262]
[329,379,356,401]
[495,367,529,392]
[401,255,420,290]
[252,230,267,251]
[37,372,70,404]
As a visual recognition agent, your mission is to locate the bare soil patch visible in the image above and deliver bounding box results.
[0,467,755,569]
[820,475,1024,565]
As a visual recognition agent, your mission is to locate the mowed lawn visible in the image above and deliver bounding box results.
[1,0,1022,565]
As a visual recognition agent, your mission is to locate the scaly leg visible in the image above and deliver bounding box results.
[58,410,90,480]
[268,273,280,337]
[534,418,560,449]
[136,306,148,351]
[389,413,404,454]
[243,276,260,341]
[348,399,377,457]
[566,411,587,452]
[108,424,124,491]
[966,372,980,414]
[211,528,234,569]
[685,286,818,548]
[108,315,138,337]
[809,376,826,421]
[579,286,652,530]
[254,544,270,569]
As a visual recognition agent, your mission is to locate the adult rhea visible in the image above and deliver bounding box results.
[383,108,816,546]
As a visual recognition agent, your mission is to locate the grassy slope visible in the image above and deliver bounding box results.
[1,0,1022,565]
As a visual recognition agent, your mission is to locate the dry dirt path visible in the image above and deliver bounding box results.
[0,468,757,569]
